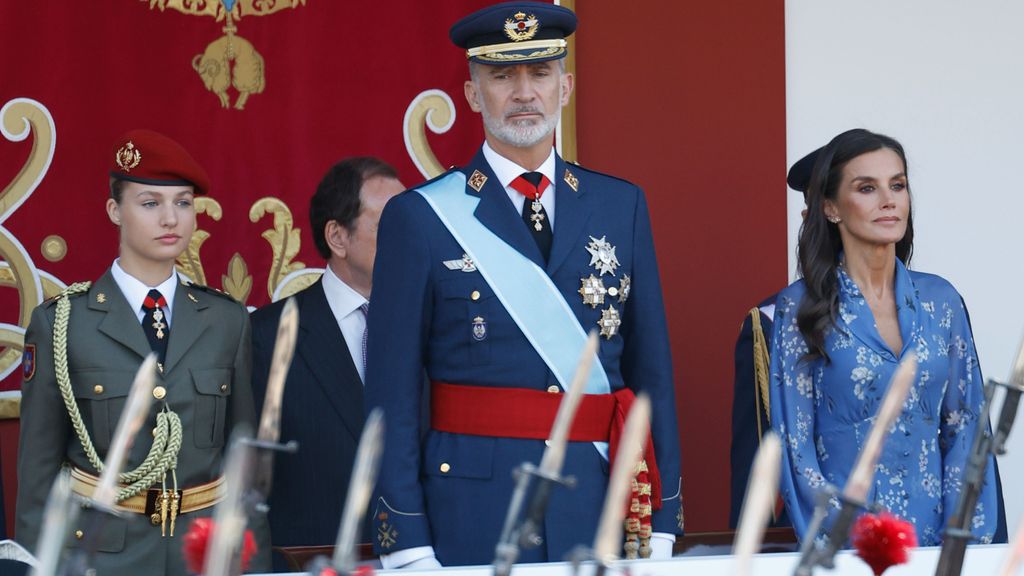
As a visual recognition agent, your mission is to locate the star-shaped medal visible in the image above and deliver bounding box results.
[578,275,607,308]
[618,274,631,304]
[597,305,622,339]
[586,235,620,276]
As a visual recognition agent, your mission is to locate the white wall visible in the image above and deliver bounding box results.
[787,0,1024,532]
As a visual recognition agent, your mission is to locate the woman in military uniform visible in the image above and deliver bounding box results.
[15,129,269,574]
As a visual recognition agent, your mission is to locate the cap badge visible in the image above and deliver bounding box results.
[504,12,539,42]
[115,141,142,172]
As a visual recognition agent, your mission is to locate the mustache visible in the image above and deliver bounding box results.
[504,106,543,118]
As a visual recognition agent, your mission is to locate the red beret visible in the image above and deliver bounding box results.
[110,129,211,195]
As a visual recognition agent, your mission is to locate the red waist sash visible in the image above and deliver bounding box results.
[430,381,662,509]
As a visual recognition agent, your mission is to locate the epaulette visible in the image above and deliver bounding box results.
[564,161,638,188]
[183,281,240,303]
[42,281,92,307]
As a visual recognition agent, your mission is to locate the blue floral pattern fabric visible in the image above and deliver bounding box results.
[769,259,997,545]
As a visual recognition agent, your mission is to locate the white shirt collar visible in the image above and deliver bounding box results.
[482,142,557,226]
[321,265,368,324]
[110,259,178,324]
[482,141,556,189]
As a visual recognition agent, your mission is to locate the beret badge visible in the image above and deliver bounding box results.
[504,11,539,42]
[115,141,142,172]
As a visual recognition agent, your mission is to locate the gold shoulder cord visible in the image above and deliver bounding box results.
[749,308,772,436]
[52,282,184,534]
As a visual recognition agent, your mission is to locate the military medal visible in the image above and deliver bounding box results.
[152,308,167,340]
[443,253,477,273]
[530,195,545,231]
[578,275,607,308]
[597,305,621,339]
[586,235,620,276]
[472,316,488,341]
[618,274,631,303]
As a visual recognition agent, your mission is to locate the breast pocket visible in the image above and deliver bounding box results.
[69,369,137,455]
[191,367,232,448]
[438,277,498,365]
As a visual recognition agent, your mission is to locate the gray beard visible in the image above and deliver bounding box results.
[479,97,560,148]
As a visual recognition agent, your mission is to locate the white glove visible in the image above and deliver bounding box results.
[379,546,442,570]
[648,533,675,559]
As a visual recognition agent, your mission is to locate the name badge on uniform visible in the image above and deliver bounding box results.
[472,316,487,341]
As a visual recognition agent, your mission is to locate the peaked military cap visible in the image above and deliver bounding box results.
[450,1,577,65]
[110,129,211,195]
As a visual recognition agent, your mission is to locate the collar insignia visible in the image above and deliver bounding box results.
[96,293,107,304]
[563,168,579,192]
[468,170,488,192]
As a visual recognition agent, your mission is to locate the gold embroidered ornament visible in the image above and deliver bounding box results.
[115,141,142,172]
[504,11,540,41]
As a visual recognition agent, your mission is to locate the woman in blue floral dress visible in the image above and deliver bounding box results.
[769,128,998,545]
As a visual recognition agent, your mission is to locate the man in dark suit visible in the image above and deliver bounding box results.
[250,157,404,569]
[366,2,681,569]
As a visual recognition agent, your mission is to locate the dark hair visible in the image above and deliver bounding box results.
[796,128,914,362]
[110,178,127,203]
[309,157,399,260]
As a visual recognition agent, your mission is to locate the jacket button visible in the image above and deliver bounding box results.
[220,384,228,393]
[93,385,104,395]
[75,530,84,539]
[471,290,481,301]
[151,513,161,526]
[153,386,166,400]
[439,462,451,473]
[547,385,560,394]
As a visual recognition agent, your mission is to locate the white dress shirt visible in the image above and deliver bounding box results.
[482,141,557,228]
[321,265,370,383]
[110,259,178,326]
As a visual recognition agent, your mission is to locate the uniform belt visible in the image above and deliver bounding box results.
[430,382,663,509]
[69,467,225,518]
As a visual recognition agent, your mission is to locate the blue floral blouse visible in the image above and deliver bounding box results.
[769,259,997,545]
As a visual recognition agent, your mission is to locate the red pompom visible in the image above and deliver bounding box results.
[851,512,918,575]
[182,517,259,575]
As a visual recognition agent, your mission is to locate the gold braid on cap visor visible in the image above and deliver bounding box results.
[466,39,567,61]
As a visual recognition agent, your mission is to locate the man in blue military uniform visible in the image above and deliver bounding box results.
[365,1,682,569]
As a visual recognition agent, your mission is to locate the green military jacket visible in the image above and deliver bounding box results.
[16,270,271,574]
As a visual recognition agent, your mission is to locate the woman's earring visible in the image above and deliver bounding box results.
[827,215,841,224]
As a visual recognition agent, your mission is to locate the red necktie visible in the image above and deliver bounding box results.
[511,172,553,260]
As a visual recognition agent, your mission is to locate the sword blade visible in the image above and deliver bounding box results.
[92,354,157,507]
[538,331,599,477]
[733,432,782,576]
[592,393,651,563]
[204,427,256,576]
[843,353,916,502]
[30,475,77,576]
[256,297,298,445]
[252,297,298,501]
[331,408,385,572]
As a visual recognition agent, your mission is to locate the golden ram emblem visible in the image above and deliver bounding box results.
[143,0,307,111]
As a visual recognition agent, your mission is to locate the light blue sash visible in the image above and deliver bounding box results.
[416,172,611,395]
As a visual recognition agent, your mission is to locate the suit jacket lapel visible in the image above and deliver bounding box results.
[162,282,209,374]
[466,148,546,268]
[91,271,153,360]
[547,156,593,275]
[298,279,364,440]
